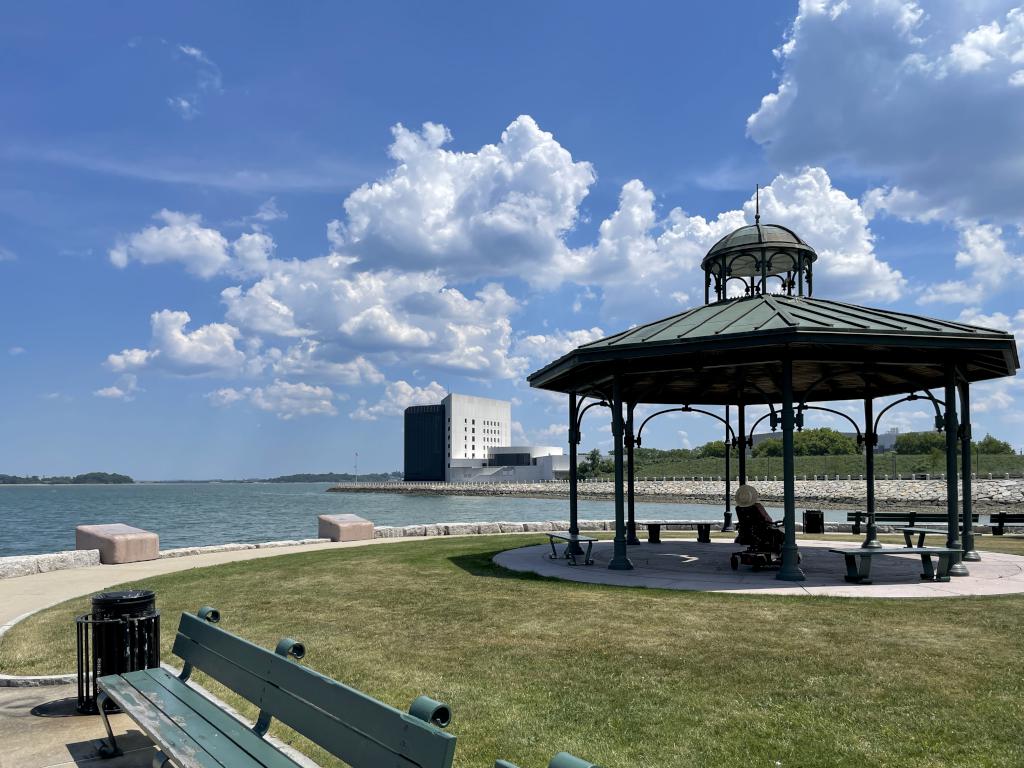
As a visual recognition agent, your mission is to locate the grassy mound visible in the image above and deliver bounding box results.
[2,534,1023,767]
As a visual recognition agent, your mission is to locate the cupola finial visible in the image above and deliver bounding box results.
[755,184,760,225]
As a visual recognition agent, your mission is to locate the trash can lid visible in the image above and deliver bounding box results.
[92,589,155,607]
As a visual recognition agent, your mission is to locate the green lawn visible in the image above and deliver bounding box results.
[3,534,1023,767]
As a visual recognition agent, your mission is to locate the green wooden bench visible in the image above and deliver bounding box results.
[828,546,961,584]
[96,606,457,768]
[846,510,979,534]
[989,512,1024,535]
[496,753,601,768]
[548,532,597,566]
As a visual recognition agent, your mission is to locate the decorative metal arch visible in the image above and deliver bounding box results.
[572,397,609,444]
[796,404,864,446]
[873,391,945,437]
[635,405,736,447]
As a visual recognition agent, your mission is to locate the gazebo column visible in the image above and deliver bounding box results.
[944,365,969,577]
[723,404,733,532]
[737,401,747,484]
[567,393,583,556]
[959,378,980,562]
[861,395,881,548]
[609,375,633,571]
[626,403,640,545]
[777,357,805,581]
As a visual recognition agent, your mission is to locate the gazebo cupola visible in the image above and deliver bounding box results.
[701,214,818,303]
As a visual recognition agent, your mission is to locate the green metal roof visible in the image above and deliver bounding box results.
[582,294,1001,348]
[528,294,1020,404]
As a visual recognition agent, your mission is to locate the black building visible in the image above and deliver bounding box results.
[404,404,446,481]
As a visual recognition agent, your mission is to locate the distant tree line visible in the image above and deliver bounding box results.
[0,472,134,485]
[576,428,1018,478]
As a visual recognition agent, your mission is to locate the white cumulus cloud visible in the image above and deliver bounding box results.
[748,1,1024,224]
[207,379,337,419]
[350,380,448,421]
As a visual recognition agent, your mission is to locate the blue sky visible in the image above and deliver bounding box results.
[2,1,1023,479]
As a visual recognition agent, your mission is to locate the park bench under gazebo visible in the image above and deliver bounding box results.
[528,213,1020,580]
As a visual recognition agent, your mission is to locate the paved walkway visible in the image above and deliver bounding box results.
[0,538,384,640]
[495,539,1024,597]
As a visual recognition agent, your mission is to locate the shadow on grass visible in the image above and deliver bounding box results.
[448,544,559,584]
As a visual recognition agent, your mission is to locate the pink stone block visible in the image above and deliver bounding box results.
[318,514,374,542]
[75,524,159,564]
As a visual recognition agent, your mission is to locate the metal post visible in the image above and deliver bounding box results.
[861,396,881,548]
[944,365,969,576]
[723,404,733,532]
[737,402,746,484]
[778,357,805,581]
[568,393,583,556]
[626,403,640,545]
[609,375,633,570]
[959,379,980,561]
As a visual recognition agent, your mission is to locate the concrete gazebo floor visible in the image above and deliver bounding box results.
[494,538,1024,598]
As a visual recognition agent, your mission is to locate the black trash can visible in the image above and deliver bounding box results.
[76,589,160,714]
[803,509,825,535]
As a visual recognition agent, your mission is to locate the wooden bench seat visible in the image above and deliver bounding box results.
[638,519,718,544]
[828,546,961,585]
[97,607,457,768]
[548,532,597,566]
[989,512,1024,536]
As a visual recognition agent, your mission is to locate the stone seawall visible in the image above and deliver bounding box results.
[330,478,1024,509]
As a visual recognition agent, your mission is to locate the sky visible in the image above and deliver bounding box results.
[2,1,1023,479]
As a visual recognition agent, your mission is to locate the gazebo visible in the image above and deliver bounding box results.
[528,217,1020,580]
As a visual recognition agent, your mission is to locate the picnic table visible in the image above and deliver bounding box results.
[828,546,961,584]
[901,527,948,548]
[640,519,718,544]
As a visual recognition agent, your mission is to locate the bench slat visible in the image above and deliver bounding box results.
[263,658,457,768]
[99,674,233,768]
[175,613,279,685]
[138,668,299,768]
[172,632,269,706]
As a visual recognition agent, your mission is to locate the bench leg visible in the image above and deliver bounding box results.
[902,530,913,547]
[648,524,661,544]
[96,692,123,759]
[584,540,594,566]
[842,554,861,583]
[565,544,578,566]
[697,524,711,544]
[935,554,951,583]
[919,553,936,581]
[548,538,559,561]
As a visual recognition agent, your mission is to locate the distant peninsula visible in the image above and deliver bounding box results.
[0,472,135,485]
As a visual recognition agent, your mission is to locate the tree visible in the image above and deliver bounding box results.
[974,434,1013,455]
[696,440,727,458]
[792,428,858,456]
[894,431,946,454]
[752,439,783,457]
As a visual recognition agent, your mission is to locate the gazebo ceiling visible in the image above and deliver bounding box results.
[528,293,1020,405]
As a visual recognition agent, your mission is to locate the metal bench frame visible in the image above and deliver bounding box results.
[548,532,596,566]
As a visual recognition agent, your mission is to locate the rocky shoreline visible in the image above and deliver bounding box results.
[329,478,1024,510]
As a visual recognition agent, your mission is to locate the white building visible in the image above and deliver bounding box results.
[404,392,566,483]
